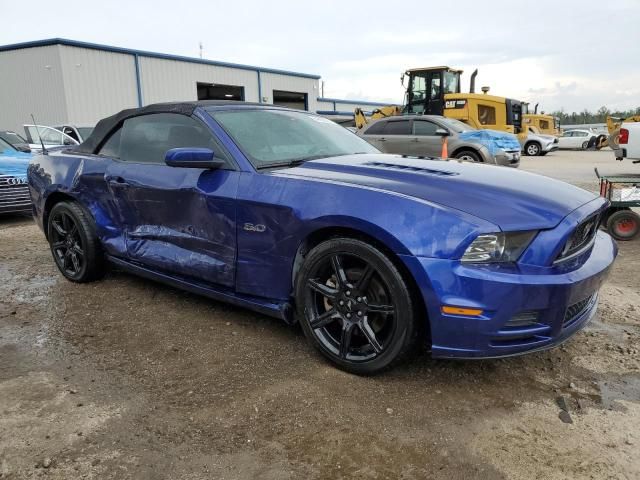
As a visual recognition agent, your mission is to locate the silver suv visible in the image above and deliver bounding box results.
[356,115,520,167]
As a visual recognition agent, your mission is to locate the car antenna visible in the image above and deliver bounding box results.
[30,113,48,155]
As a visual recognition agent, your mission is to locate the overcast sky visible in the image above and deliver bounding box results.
[2,0,639,113]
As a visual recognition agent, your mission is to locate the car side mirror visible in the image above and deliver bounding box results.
[165,148,225,169]
[435,128,450,137]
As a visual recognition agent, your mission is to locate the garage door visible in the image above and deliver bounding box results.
[197,83,244,101]
[273,90,307,110]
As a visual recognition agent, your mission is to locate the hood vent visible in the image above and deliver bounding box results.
[364,162,458,177]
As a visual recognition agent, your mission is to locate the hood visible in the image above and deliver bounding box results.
[276,154,597,230]
[458,129,521,154]
[0,148,31,179]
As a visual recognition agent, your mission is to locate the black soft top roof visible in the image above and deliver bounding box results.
[73,100,266,154]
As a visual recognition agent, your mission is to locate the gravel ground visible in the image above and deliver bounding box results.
[1,149,639,479]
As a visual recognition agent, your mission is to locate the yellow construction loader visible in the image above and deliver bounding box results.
[523,103,560,136]
[354,66,526,139]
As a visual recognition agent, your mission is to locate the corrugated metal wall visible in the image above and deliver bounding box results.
[0,42,386,133]
[0,45,67,132]
[259,72,319,110]
[59,45,138,126]
[139,57,260,104]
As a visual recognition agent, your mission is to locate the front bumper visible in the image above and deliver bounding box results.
[401,230,617,359]
[543,142,559,153]
[494,149,520,167]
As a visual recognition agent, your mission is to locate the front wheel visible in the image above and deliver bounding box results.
[295,238,418,374]
[454,150,482,163]
[525,142,541,156]
[582,141,589,150]
[47,201,105,282]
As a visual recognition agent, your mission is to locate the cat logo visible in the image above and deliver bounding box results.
[243,223,266,233]
[444,100,467,109]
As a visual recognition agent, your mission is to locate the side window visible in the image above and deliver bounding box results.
[477,105,496,125]
[412,120,439,136]
[99,128,122,158]
[382,120,411,135]
[102,113,227,164]
[364,121,386,135]
[539,119,549,130]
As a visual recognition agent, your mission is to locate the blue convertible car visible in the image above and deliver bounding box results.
[28,101,617,373]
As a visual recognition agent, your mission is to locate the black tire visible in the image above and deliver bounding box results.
[606,209,640,241]
[454,149,482,163]
[525,142,541,156]
[581,141,589,150]
[295,238,418,374]
[47,201,105,282]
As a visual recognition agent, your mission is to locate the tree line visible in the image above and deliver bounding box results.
[548,106,640,124]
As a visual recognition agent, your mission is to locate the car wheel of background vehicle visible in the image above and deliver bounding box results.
[606,209,640,241]
[454,150,482,163]
[582,141,589,150]
[47,201,105,282]
[525,142,541,156]
[295,238,417,374]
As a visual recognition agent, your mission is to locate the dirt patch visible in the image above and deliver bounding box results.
[1,200,639,479]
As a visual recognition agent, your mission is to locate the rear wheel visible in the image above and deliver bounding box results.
[525,142,541,156]
[581,141,589,150]
[296,238,417,374]
[454,149,482,163]
[47,201,105,282]
[606,209,640,241]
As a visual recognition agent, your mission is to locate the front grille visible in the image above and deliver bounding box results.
[563,294,596,327]
[0,176,31,212]
[556,214,600,262]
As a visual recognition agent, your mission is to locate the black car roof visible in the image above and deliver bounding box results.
[73,101,290,154]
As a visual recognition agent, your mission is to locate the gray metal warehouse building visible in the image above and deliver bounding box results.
[0,38,388,132]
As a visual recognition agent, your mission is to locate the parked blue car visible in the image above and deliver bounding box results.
[28,102,617,373]
[1,137,31,215]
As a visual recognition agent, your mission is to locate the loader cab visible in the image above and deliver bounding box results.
[403,67,462,115]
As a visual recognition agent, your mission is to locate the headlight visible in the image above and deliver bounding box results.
[461,231,537,263]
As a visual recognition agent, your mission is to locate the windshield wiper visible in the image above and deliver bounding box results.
[255,155,330,170]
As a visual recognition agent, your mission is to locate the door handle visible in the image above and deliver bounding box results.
[106,175,129,186]
[411,138,419,142]
[378,137,387,142]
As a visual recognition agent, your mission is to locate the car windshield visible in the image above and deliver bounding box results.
[0,137,17,153]
[0,131,27,145]
[208,108,379,169]
[437,117,475,133]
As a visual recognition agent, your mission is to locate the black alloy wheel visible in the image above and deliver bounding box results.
[296,238,417,374]
[47,202,105,282]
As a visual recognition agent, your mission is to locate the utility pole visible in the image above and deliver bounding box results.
[199,42,203,59]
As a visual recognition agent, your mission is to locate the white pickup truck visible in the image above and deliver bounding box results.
[613,123,640,162]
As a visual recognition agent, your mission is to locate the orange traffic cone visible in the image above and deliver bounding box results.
[441,136,448,158]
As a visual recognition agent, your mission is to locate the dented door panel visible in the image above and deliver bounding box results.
[104,161,239,287]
